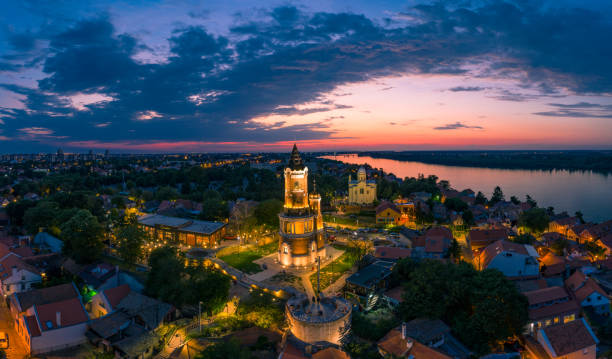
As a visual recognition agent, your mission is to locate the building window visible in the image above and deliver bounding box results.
[283,245,288,254]
[360,188,364,194]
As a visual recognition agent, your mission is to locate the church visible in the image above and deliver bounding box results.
[278,145,326,267]
[348,167,377,205]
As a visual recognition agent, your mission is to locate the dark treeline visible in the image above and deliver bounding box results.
[357,150,612,174]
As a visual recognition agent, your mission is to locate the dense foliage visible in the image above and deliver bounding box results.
[395,260,528,354]
[145,246,230,311]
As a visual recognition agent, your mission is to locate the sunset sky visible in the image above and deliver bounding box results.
[1,0,611,153]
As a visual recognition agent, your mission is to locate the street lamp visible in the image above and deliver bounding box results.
[198,301,203,333]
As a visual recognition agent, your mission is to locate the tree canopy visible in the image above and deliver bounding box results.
[61,209,104,263]
[396,260,528,354]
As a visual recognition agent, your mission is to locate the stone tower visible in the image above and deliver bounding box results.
[278,144,326,267]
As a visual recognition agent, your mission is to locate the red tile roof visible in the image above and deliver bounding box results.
[468,229,508,249]
[377,328,451,359]
[103,284,131,310]
[0,254,39,279]
[540,319,598,356]
[281,342,307,359]
[524,287,570,306]
[384,286,404,303]
[374,246,411,260]
[479,240,530,269]
[376,201,401,215]
[24,315,41,337]
[34,297,88,331]
[565,271,587,291]
[565,272,608,304]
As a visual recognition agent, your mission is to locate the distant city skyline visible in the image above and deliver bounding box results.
[1,0,611,153]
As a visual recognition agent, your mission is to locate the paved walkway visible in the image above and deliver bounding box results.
[0,300,27,358]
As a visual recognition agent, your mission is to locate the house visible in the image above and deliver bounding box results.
[548,217,580,237]
[536,319,598,359]
[467,229,508,251]
[33,232,63,253]
[385,319,472,358]
[90,284,131,319]
[383,286,404,306]
[539,252,569,278]
[411,227,453,259]
[87,284,175,358]
[596,234,612,257]
[0,254,41,295]
[374,246,412,261]
[523,286,580,333]
[565,271,610,315]
[477,240,539,279]
[10,283,89,355]
[376,202,401,225]
[377,323,452,359]
[346,261,394,296]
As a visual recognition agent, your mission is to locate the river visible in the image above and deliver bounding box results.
[321,154,612,223]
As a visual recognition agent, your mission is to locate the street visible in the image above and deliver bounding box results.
[0,300,27,358]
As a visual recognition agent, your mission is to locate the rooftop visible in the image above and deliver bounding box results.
[138,214,225,235]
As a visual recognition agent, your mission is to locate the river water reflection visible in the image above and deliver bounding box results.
[322,155,612,223]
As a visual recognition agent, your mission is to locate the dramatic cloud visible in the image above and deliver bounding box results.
[534,102,612,118]
[448,86,486,92]
[433,122,483,130]
[0,1,611,151]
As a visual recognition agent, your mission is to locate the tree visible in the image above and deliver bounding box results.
[510,196,520,205]
[23,201,60,234]
[475,191,487,205]
[199,191,229,221]
[155,186,179,201]
[575,211,585,224]
[489,186,504,205]
[443,197,468,212]
[446,238,462,261]
[519,208,550,235]
[397,260,528,355]
[6,199,37,227]
[116,223,148,267]
[61,210,104,263]
[461,210,475,226]
[145,246,185,306]
[525,194,537,208]
[184,267,230,315]
[195,338,251,359]
[111,195,126,209]
[254,199,283,228]
[584,241,606,260]
[512,233,535,245]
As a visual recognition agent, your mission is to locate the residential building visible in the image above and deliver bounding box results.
[33,232,63,253]
[523,286,580,333]
[348,167,376,205]
[374,246,412,261]
[565,271,610,315]
[0,253,41,295]
[477,240,539,279]
[377,324,452,359]
[9,283,89,355]
[536,319,598,359]
[467,229,508,251]
[375,202,401,225]
[346,261,394,296]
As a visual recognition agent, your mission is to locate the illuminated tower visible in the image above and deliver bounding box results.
[279,144,326,267]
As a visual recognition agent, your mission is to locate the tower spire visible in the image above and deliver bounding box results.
[289,143,304,170]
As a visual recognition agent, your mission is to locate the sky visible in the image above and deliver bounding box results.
[0,0,611,153]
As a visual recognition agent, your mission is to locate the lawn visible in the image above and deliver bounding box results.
[309,250,356,291]
[218,242,278,274]
[219,251,263,273]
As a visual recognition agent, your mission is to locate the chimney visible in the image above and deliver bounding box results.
[56,311,61,327]
[401,322,407,339]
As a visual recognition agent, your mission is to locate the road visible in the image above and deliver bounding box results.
[0,300,27,358]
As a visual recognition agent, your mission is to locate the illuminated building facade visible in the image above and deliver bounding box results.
[138,214,226,248]
[348,167,376,205]
[278,145,325,267]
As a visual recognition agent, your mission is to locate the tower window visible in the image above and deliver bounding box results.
[284,245,288,254]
